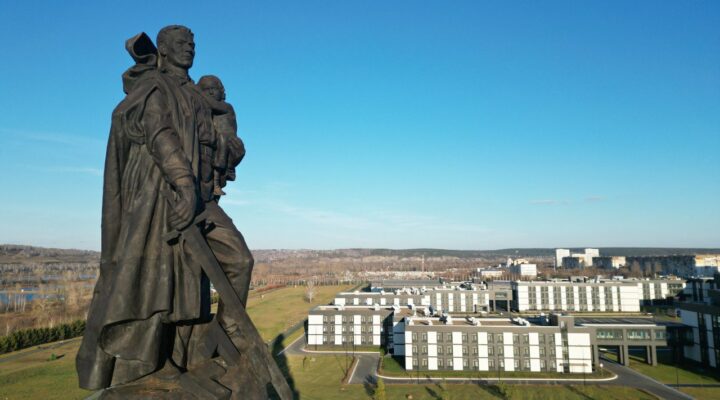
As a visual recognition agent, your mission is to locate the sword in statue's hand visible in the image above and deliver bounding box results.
[161,188,293,400]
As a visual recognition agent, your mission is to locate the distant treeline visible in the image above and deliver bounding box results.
[0,319,85,355]
[315,247,720,259]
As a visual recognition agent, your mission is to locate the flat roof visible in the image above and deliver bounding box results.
[575,317,660,326]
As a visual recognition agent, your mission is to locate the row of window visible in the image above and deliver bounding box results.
[410,357,559,371]
[410,332,555,344]
[320,325,381,333]
[411,345,555,357]
[315,335,381,344]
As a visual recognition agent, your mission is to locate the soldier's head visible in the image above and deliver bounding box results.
[198,75,226,102]
[157,25,195,70]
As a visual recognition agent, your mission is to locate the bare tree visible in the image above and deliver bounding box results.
[304,280,316,303]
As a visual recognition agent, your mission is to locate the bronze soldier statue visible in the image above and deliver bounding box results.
[76,25,292,399]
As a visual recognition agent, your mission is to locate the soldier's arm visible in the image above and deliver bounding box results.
[142,88,194,187]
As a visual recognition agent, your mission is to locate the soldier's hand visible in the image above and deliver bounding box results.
[169,184,197,230]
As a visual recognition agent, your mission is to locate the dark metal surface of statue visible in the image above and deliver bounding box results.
[76,26,292,400]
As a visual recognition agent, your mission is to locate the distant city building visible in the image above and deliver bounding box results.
[592,256,626,269]
[584,248,600,266]
[555,249,570,268]
[560,248,601,269]
[510,263,537,279]
[370,279,444,291]
[676,275,720,368]
[478,269,504,279]
[624,255,720,278]
[696,265,720,277]
[561,257,584,269]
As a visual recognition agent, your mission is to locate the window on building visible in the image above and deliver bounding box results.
[447,333,453,341]
[422,358,427,367]
[412,345,417,354]
[412,333,417,341]
[447,358,453,367]
[514,359,519,369]
[498,346,504,356]
[488,346,494,356]
[447,345,452,355]
[462,347,468,355]
[539,347,545,356]
[462,333,468,342]
[422,332,427,341]
[463,358,469,368]
[513,334,519,343]
[540,359,546,371]
[522,334,529,344]
[413,358,418,366]
[472,346,478,355]
[471,334,477,343]
[438,346,444,355]
[488,334,494,343]
[524,360,530,370]
[499,359,505,369]
[438,358,444,367]
[489,359,495,369]
[539,334,545,344]
[497,333,504,343]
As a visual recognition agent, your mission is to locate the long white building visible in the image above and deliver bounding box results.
[512,279,641,312]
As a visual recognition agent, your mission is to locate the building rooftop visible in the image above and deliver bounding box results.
[574,317,660,326]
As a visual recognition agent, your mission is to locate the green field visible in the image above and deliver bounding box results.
[247,284,354,342]
[284,354,655,400]
[625,351,720,399]
[0,340,660,400]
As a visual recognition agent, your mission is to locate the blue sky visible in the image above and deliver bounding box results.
[0,1,718,250]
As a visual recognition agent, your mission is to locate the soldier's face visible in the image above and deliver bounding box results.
[163,32,195,69]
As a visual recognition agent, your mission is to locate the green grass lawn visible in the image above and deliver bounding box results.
[247,284,353,342]
[281,354,654,400]
[0,342,657,400]
[0,339,92,400]
[625,350,720,399]
[379,356,612,379]
[627,351,720,385]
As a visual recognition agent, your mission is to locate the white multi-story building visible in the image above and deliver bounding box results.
[510,263,537,279]
[399,315,594,373]
[333,284,513,313]
[677,276,720,369]
[555,249,570,268]
[307,305,394,347]
[512,279,641,312]
[307,307,668,373]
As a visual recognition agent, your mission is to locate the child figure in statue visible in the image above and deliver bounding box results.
[197,75,244,199]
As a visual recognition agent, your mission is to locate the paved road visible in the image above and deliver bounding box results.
[601,358,694,400]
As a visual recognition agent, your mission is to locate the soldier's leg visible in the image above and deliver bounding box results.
[203,201,254,337]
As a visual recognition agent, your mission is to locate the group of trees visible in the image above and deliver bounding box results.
[0,319,85,355]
